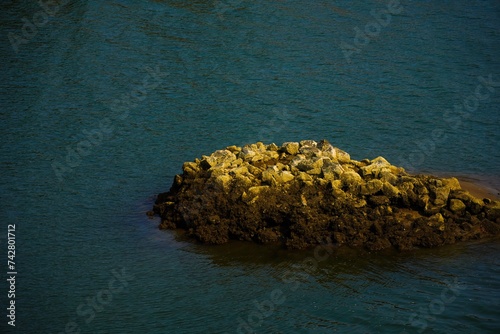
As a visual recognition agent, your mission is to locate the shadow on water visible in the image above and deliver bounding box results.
[178,233,500,278]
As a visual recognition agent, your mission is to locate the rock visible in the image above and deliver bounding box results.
[428,213,446,231]
[297,172,313,185]
[441,177,461,191]
[329,179,343,190]
[360,179,384,195]
[341,171,362,192]
[306,168,322,175]
[290,154,306,170]
[484,201,500,221]
[432,186,451,206]
[261,168,279,186]
[321,164,345,181]
[380,170,398,184]
[317,141,338,160]
[234,174,253,188]
[335,148,351,163]
[226,145,241,153]
[382,182,400,198]
[450,190,484,214]
[299,145,322,157]
[263,150,279,160]
[182,161,200,178]
[360,156,391,177]
[281,142,300,155]
[152,139,500,251]
[280,171,295,183]
[230,166,249,176]
[239,147,256,161]
[353,198,367,208]
[256,228,279,244]
[231,158,243,167]
[267,143,279,151]
[243,165,258,176]
[248,185,269,196]
[296,156,323,171]
[417,194,430,209]
[174,174,183,187]
[368,195,390,206]
[215,174,232,191]
[317,139,332,151]
[449,199,466,213]
[242,186,269,203]
[424,201,442,215]
[299,140,317,147]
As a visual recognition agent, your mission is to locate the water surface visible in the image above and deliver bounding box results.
[1,0,499,333]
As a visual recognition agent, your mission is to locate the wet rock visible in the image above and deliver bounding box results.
[152,139,500,251]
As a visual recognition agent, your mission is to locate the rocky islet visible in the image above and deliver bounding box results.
[151,140,500,250]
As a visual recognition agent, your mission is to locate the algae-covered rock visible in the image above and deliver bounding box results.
[152,140,500,251]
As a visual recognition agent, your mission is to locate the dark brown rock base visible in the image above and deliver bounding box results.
[151,140,500,251]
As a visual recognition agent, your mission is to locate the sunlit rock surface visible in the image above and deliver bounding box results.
[152,140,500,250]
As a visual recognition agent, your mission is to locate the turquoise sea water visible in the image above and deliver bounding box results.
[1,0,500,333]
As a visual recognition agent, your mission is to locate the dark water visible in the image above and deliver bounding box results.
[1,0,500,333]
